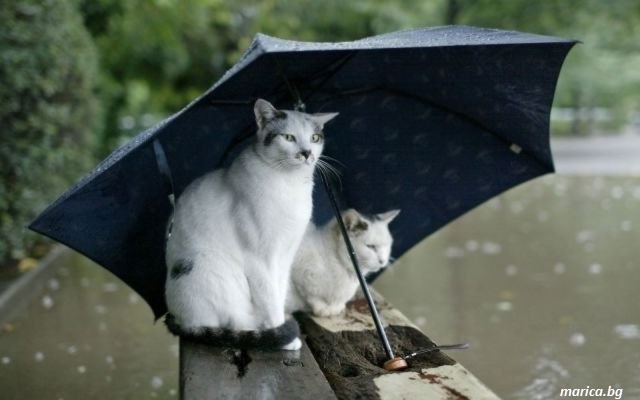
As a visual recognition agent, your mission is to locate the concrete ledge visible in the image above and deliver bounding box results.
[180,338,336,399]
[179,291,500,399]
[296,293,501,400]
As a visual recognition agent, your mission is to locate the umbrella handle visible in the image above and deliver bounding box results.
[320,173,405,371]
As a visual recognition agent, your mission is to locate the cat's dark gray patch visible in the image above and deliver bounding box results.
[274,110,287,119]
[171,260,194,279]
[264,132,278,146]
[353,220,369,232]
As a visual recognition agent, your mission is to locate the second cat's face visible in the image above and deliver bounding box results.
[342,209,401,273]
[253,99,337,170]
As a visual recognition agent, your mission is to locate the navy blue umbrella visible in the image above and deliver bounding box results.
[30,26,575,353]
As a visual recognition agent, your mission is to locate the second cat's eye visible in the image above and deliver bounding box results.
[283,134,296,142]
[311,133,322,143]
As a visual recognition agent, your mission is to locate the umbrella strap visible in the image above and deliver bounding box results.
[153,139,175,207]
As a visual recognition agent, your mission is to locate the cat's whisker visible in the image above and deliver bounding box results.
[316,160,343,190]
[320,154,345,167]
[317,158,340,176]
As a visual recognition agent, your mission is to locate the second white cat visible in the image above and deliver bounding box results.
[287,208,400,317]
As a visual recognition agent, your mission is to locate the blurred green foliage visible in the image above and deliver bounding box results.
[2,0,639,265]
[79,0,639,156]
[0,0,99,266]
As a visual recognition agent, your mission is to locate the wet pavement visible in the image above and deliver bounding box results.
[375,175,640,399]
[0,252,178,400]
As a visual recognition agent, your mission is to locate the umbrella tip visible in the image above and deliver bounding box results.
[383,357,408,371]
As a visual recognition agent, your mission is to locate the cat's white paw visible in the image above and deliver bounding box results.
[312,304,345,318]
[281,337,302,351]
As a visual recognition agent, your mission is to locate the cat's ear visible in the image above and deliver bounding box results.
[377,209,401,224]
[311,112,339,128]
[254,98,285,129]
[343,209,368,233]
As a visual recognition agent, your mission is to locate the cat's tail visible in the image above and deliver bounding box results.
[164,314,300,349]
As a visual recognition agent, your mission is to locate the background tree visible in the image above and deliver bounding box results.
[0,0,99,268]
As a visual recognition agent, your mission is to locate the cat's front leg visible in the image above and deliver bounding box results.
[245,260,288,327]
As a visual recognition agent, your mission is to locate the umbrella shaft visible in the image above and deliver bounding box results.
[321,174,395,360]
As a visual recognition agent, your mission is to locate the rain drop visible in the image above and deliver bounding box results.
[496,301,513,312]
[505,265,518,276]
[128,294,140,304]
[482,242,502,255]
[150,376,164,389]
[576,230,594,244]
[105,356,114,364]
[95,305,107,315]
[169,389,177,396]
[1,356,10,365]
[102,282,118,293]
[48,278,60,291]
[414,316,427,326]
[77,365,87,374]
[569,333,586,347]
[621,220,632,231]
[34,352,45,362]
[614,324,640,340]
[41,295,54,309]
[80,278,90,288]
[67,345,78,355]
[589,263,602,275]
[537,211,549,222]
[509,201,524,214]
[610,186,624,199]
[445,246,464,258]
[465,240,479,251]
[553,263,566,275]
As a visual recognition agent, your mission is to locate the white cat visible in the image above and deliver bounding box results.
[165,99,338,350]
[287,208,400,317]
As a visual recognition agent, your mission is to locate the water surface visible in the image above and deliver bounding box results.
[375,175,640,399]
[0,252,178,400]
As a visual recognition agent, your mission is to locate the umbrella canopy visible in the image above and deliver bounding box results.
[30,26,576,319]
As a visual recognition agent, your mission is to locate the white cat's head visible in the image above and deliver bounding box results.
[341,208,401,273]
[253,99,338,170]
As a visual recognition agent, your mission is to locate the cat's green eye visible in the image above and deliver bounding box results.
[311,133,322,143]
[366,244,376,250]
[283,134,296,142]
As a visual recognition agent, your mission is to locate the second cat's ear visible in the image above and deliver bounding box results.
[254,98,285,129]
[377,209,401,224]
[311,112,339,128]
[343,209,368,233]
